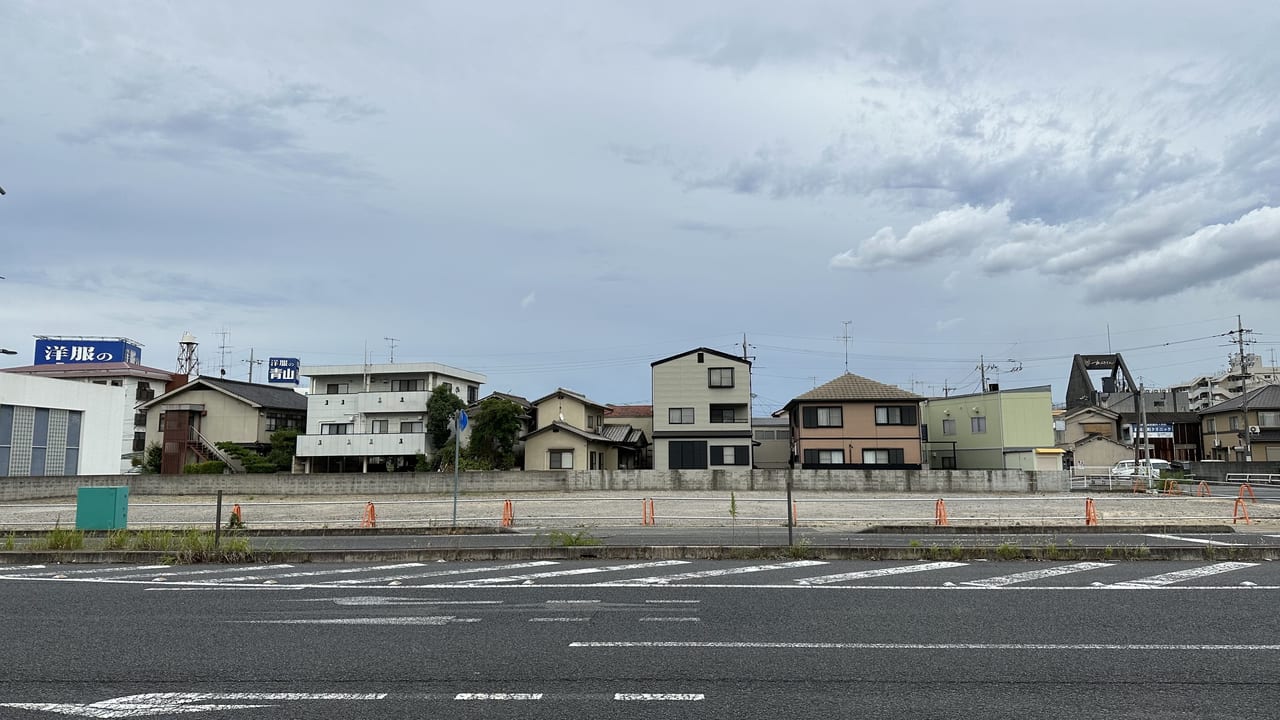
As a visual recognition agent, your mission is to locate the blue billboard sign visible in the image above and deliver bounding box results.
[268,357,301,384]
[35,339,142,365]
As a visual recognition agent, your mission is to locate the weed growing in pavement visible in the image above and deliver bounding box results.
[786,538,815,560]
[165,530,254,564]
[1123,544,1150,559]
[130,530,177,551]
[103,529,131,550]
[995,542,1020,560]
[545,530,603,547]
[909,539,922,548]
[1103,545,1114,559]
[41,525,84,551]
[1043,543,1060,560]
[3,532,14,551]
[950,543,964,561]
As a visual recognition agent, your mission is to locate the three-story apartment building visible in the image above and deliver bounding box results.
[295,362,485,473]
[651,347,753,469]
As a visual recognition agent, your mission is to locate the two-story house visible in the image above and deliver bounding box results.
[779,372,923,469]
[922,386,1061,470]
[651,348,752,470]
[294,362,485,473]
[523,388,648,470]
[1200,384,1280,462]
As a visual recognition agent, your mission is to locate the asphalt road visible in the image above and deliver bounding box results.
[2,560,1279,718]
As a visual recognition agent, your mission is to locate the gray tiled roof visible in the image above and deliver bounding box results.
[198,376,307,411]
[1205,384,1280,413]
[790,373,924,403]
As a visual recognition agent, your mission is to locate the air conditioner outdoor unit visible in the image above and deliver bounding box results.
[1249,425,1261,435]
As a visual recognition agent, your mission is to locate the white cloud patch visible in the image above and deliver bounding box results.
[520,291,536,309]
[935,317,964,331]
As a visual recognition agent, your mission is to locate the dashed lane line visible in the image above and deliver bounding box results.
[455,693,542,700]
[616,694,705,701]
[571,641,1280,651]
[1145,534,1243,547]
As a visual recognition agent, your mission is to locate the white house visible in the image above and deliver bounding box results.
[0,372,126,476]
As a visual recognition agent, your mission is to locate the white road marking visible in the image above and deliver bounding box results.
[571,641,1280,651]
[645,599,701,604]
[1109,562,1259,588]
[639,617,700,622]
[241,616,480,625]
[963,563,1114,588]
[0,692,385,718]
[454,693,542,700]
[111,564,294,580]
[321,597,502,606]
[201,562,425,583]
[1145,534,1243,547]
[320,561,559,586]
[546,599,600,604]
[530,617,591,622]
[615,694,705,701]
[451,561,690,585]
[35,565,170,577]
[598,560,828,585]
[797,561,966,585]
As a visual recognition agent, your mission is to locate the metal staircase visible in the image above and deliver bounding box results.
[191,427,246,474]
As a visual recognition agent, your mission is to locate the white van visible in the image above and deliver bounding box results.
[1110,459,1172,478]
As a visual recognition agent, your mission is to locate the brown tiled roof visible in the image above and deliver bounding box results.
[789,373,923,403]
[605,404,653,418]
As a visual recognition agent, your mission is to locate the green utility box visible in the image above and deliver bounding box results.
[75,486,129,530]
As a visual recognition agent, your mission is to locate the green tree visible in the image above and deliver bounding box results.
[466,397,524,470]
[142,442,163,474]
[426,384,466,450]
[264,428,300,471]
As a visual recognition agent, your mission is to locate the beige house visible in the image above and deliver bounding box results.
[141,376,306,474]
[604,404,653,469]
[651,347,753,469]
[522,389,647,470]
[780,373,924,469]
[1200,384,1280,462]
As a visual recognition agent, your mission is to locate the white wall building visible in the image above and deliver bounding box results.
[2,362,175,472]
[294,362,486,473]
[1175,354,1280,412]
[0,373,127,476]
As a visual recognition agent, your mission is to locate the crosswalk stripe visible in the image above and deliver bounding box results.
[201,562,426,583]
[963,562,1114,587]
[455,693,542,700]
[28,565,170,577]
[451,561,690,585]
[615,694,705,701]
[598,560,828,585]
[320,561,559,586]
[1110,562,1258,587]
[797,561,966,585]
[112,564,294,580]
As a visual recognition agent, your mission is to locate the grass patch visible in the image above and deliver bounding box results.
[41,525,85,551]
[786,538,815,560]
[3,532,14,551]
[995,542,1020,560]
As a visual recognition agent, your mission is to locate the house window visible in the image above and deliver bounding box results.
[400,421,423,433]
[549,449,573,469]
[371,419,389,434]
[754,429,774,440]
[133,412,148,428]
[1259,412,1280,427]
[710,405,738,423]
[942,419,956,436]
[708,368,735,388]
[668,440,707,469]
[1230,416,1241,430]
[326,383,350,395]
[439,382,453,393]
[589,451,602,470]
[132,431,146,452]
[712,445,748,466]
[803,449,844,464]
[322,423,354,435]
[1206,417,1217,432]
[875,405,918,426]
[801,406,843,428]
[669,407,695,424]
[863,448,906,465]
[391,379,423,392]
[468,386,478,404]
[937,455,957,469]
[971,416,987,433]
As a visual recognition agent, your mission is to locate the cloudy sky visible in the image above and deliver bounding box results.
[2,1,1277,412]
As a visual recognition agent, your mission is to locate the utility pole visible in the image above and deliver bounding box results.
[942,380,952,398]
[1232,314,1255,462]
[836,321,852,372]
[977,355,998,392]
[385,337,399,364]
[243,348,263,383]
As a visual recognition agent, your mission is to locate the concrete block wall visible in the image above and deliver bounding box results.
[0,468,1068,502]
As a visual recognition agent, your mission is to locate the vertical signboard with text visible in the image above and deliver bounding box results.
[268,357,301,385]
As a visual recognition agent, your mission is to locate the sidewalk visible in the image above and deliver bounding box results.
[2,490,1274,532]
